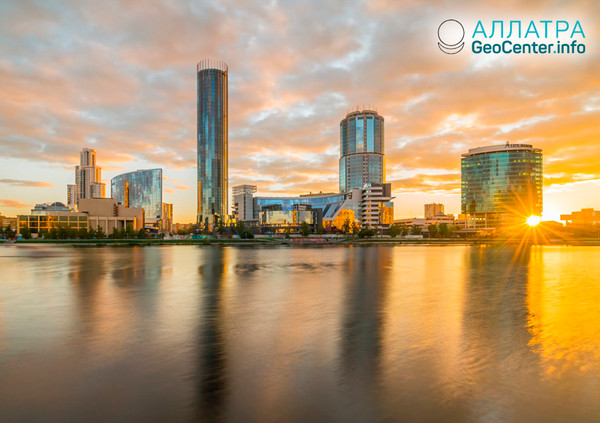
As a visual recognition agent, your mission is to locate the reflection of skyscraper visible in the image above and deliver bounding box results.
[197,59,228,228]
[196,247,228,421]
[111,169,163,226]
[71,148,105,207]
[461,143,542,227]
[339,109,385,193]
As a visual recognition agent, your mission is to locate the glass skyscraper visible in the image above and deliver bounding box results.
[339,109,385,193]
[197,59,228,227]
[111,169,163,224]
[461,143,543,220]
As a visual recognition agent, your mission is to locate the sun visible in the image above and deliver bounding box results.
[527,215,542,227]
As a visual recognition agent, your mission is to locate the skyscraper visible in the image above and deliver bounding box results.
[339,109,385,193]
[461,142,543,226]
[70,148,105,207]
[197,59,228,228]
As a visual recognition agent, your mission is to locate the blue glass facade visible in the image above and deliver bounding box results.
[255,194,347,219]
[461,144,543,216]
[197,59,228,227]
[339,110,385,192]
[111,169,163,223]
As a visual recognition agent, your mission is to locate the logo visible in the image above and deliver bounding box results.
[438,19,465,54]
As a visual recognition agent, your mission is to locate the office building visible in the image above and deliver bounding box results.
[232,185,257,221]
[111,169,163,228]
[197,59,228,228]
[339,109,385,193]
[461,142,543,228]
[245,184,393,231]
[425,203,444,219]
[70,148,105,207]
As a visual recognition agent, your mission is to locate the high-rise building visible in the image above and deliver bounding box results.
[461,142,543,227]
[232,185,257,221]
[67,184,76,209]
[424,203,444,219]
[197,59,228,228]
[339,109,385,193]
[71,148,105,207]
[111,169,163,227]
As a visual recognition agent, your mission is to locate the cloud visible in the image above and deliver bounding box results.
[175,185,189,191]
[0,179,55,188]
[0,199,30,208]
[0,0,599,218]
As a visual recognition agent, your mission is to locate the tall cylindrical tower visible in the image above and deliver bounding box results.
[197,59,228,228]
[339,109,385,193]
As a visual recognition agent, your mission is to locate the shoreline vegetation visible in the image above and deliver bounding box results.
[2,237,600,246]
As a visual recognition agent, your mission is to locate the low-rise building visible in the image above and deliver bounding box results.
[17,199,144,235]
[0,213,17,231]
[560,208,600,226]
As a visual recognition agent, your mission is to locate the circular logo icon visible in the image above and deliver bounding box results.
[438,19,465,54]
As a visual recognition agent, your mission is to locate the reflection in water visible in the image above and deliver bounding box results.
[460,246,535,421]
[527,247,600,377]
[196,247,229,421]
[1,245,600,422]
[338,247,390,421]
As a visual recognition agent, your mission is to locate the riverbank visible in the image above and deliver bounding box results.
[2,237,600,246]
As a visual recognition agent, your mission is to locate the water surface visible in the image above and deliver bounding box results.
[0,245,599,422]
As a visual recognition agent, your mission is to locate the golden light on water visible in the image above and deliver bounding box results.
[527,215,542,227]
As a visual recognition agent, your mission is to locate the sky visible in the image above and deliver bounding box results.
[1,0,599,223]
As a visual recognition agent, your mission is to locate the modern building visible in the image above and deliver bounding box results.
[249,184,394,232]
[424,203,444,219]
[339,109,385,193]
[17,199,144,235]
[111,169,163,229]
[71,148,105,207]
[197,59,228,229]
[232,185,257,222]
[461,142,543,228]
[360,183,394,229]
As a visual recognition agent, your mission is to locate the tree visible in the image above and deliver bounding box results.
[4,225,15,239]
[358,228,375,238]
[77,227,89,239]
[48,227,58,239]
[438,223,450,238]
[351,223,360,235]
[284,228,291,239]
[96,225,105,239]
[342,218,351,234]
[20,225,32,239]
[389,224,401,238]
[410,225,422,235]
[235,221,246,237]
[427,224,438,238]
[300,221,311,237]
[137,228,147,239]
[125,224,136,239]
[316,224,324,235]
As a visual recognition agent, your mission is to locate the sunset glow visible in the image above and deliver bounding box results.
[0,1,599,223]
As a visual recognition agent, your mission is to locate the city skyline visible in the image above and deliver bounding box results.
[1,0,599,223]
